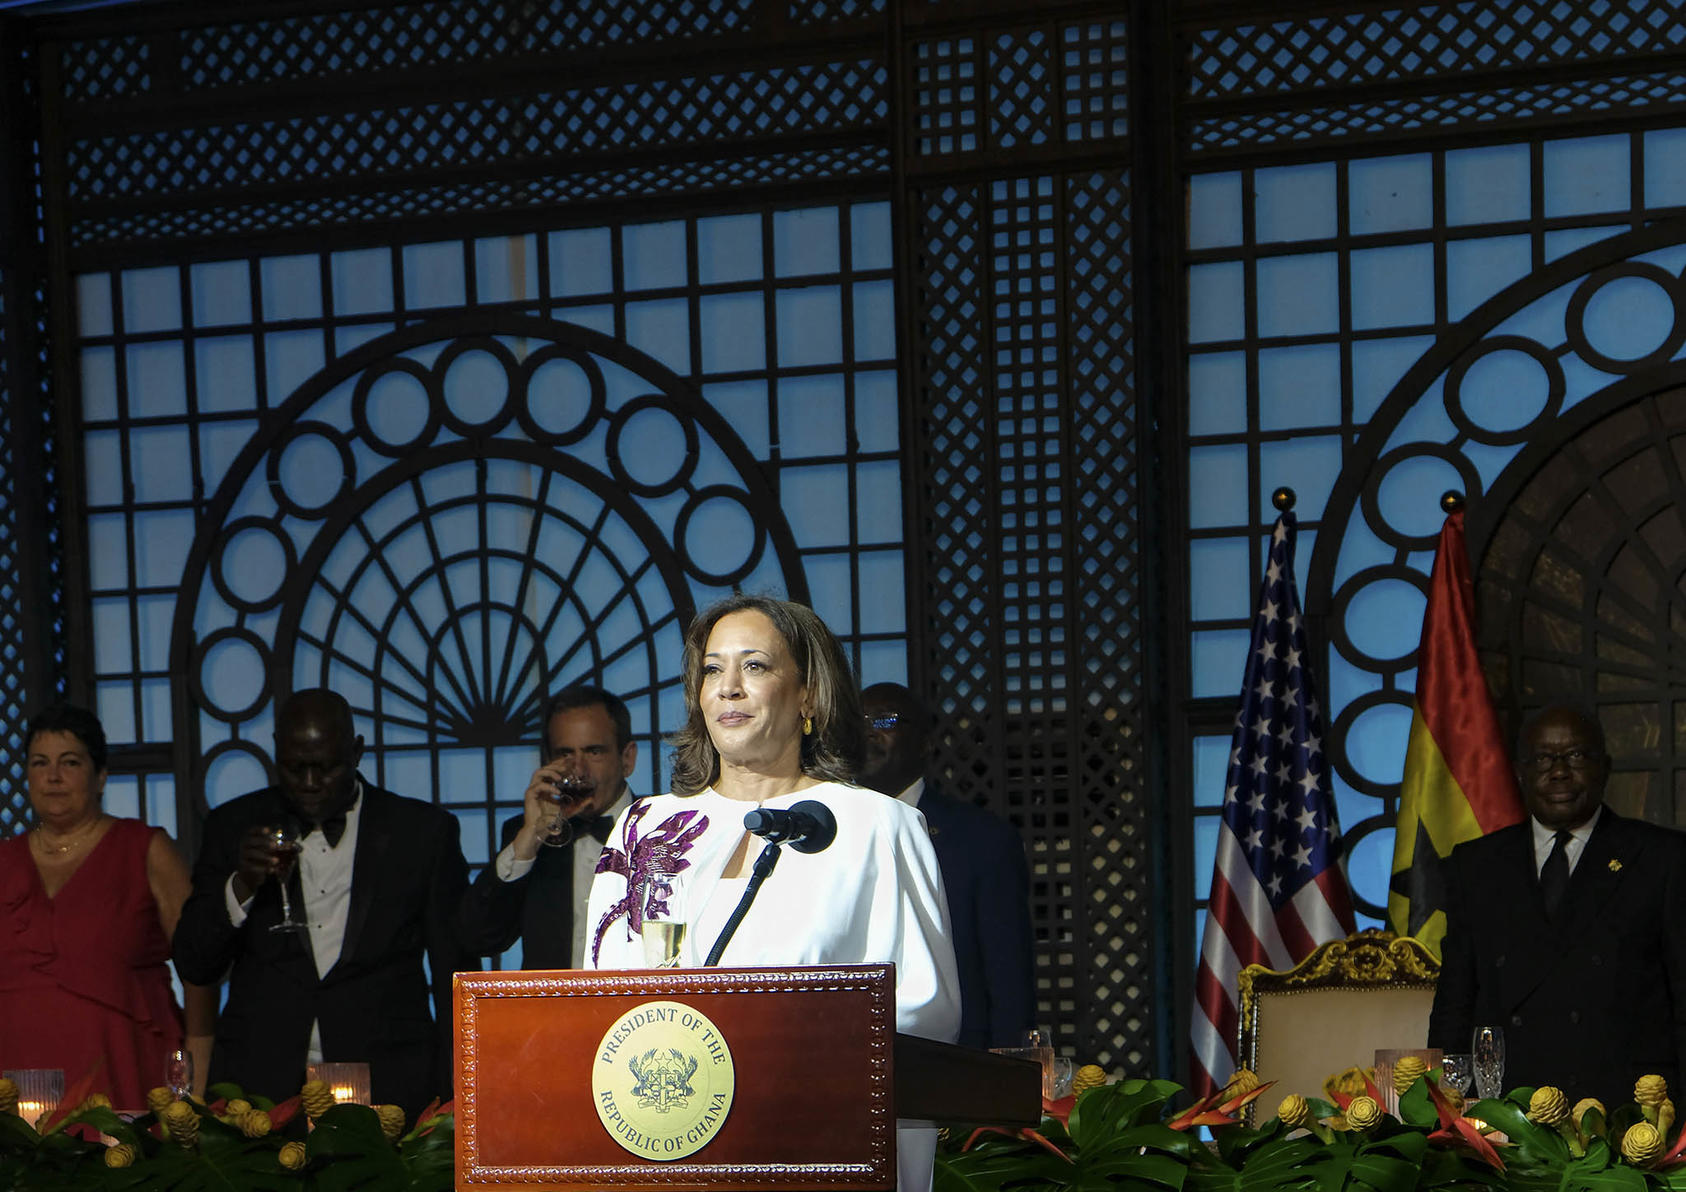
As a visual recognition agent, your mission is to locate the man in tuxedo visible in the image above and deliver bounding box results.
[1428,702,1686,1107]
[455,685,637,969]
[859,682,1035,1050]
[172,688,474,1119]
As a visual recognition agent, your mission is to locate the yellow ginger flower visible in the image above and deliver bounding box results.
[1574,1098,1607,1130]
[1222,1069,1260,1100]
[1345,1096,1383,1131]
[240,1109,272,1138]
[1527,1086,1570,1125]
[1072,1065,1108,1095]
[0,1077,17,1115]
[1636,1075,1669,1109]
[279,1140,308,1170]
[1622,1121,1664,1167]
[1660,1098,1676,1141]
[145,1087,175,1118]
[222,1098,252,1121]
[1392,1056,1428,1095]
[301,1079,336,1120]
[163,1100,199,1147]
[80,1093,112,1112]
[1277,1094,1312,1129]
[104,1143,136,1168]
[1324,1066,1372,1101]
[376,1103,406,1142]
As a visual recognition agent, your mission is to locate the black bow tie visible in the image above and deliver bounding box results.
[574,815,616,845]
[302,813,348,849]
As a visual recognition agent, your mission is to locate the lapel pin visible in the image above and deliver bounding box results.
[1608,859,1623,872]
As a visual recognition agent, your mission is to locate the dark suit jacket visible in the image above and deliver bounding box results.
[1428,807,1686,1107]
[455,812,585,971]
[172,781,475,1119]
[918,786,1036,1049]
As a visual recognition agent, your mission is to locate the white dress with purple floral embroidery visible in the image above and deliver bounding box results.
[584,780,962,1192]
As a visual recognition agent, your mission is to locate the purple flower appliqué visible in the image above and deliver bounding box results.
[592,802,709,965]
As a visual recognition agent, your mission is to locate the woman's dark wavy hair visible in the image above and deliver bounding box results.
[25,703,108,772]
[669,594,865,796]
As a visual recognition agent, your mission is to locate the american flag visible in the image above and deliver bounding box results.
[1190,509,1357,1097]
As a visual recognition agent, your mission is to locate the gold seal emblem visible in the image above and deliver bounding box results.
[592,1000,735,1161]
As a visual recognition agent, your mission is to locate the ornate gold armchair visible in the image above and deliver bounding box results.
[1236,929,1440,1111]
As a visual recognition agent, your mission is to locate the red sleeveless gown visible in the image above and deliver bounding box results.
[0,818,185,1110]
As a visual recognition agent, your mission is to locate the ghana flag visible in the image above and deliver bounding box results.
[1387,507,1524,958]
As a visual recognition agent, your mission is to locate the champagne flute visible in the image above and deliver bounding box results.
[539,772,591,848]
[164,1047,194,1100]
[267,822,307,933]
[1471,1026,1505,1099]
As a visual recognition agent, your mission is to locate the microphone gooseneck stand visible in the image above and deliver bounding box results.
[702,839,782,966]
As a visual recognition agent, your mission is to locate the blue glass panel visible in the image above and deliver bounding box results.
[1187,261,1244,344]
[190,261,251,327]
[1187,443,1248,529]
[624,298,690,373]
[776,286,844,367]
[133,509,195,588]
[266,330,328,403]
[453,809,491,865]
[77,273,113,336]
[1350,243,1434,330]
[698,213,762,284]
[1344,577,1426,664]
[852,280,896,360]
[699,292,765,373]
[1192,735,1232,808]
[259,255,322,320]
[1258,344,1340,430]
[1192,812,1219,893]
[81,346,118,421]
[1542,133,1630,217]
[145,775,179,835]
[1543,225,1625,262]
[104,775,141,820]
[1352,336,1434,422]
[781,464,850,548]
[777,374,845,459]
[83,430,124,506]
[806,552,852,630]
[1187,172,1243,249]
[331,248,394,315]
[857,549,906,634]
[122,266,182,333]
[1345,827,1393,921]
[97,681,136,743]
[850,201,893,270]
[855,459,902,546]
[126,342,188,417]
[623,221,688,290]
[1457,342,1557,433]
[1188,351,1246,435]
[556,304,615,336]
[194,337,258,413]
[1375,453,1465,541]
[1256,254,1338,336]
[1344,698,1412,789]
[198,423,253,500]
[854,370,898,453]
[1349,154,1432,234]
[1446,235,1531,321]
[136,594,173,671]
[1446,143,1531,226]
[1192,628,1251,699]
[335,323,394,355]
[1254,162,1336,243]
[404,241,467,309]
[87,514,128,589]
[129,426,194,502]
[474,234,539,303]
[550,228,613,297]
[141,679,172,742]
[1644,128,1686,207]
[773,208,841,276]
[1188,537,1251,621]
[1259,437,1341,522]
[92,597,131,673]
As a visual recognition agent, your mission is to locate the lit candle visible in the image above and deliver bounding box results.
[331,1083,356,1105]
[17,1099,48,1128]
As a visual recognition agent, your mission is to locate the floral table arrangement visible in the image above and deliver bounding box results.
[0,1071,453,1190]
[936,1060,1686,1192]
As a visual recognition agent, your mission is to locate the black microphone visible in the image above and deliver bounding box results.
[742,799,837,854]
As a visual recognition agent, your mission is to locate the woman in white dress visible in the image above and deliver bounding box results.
[585,594,961,1191]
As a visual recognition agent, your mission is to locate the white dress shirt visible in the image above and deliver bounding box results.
[1531,804,1600,876]
[492,790,630,968]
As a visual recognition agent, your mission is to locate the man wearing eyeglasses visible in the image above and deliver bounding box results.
[1428,702,1686,1108]
[859,682,1036,1050]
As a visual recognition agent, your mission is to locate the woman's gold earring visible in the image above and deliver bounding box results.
[803,715,814,736]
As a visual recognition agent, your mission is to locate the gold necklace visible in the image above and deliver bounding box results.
[34,816,103,856]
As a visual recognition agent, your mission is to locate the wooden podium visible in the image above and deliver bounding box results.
[454,964,1041,1190]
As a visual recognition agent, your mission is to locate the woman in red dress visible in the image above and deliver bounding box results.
[0,704,213,1109]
